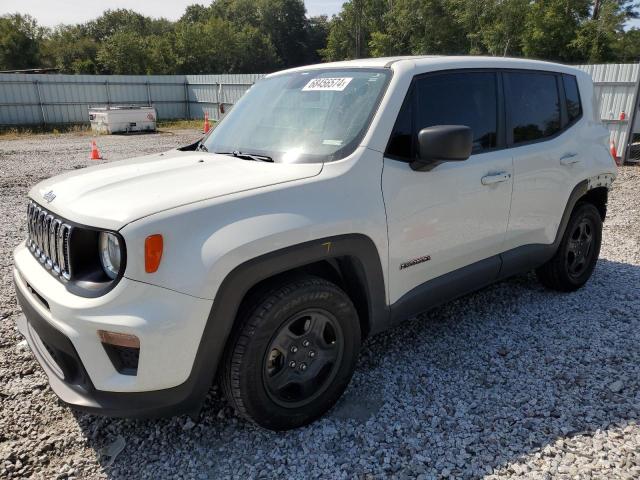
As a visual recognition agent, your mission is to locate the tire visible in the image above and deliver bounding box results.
[221,274,361,430]
[536,202,602,292]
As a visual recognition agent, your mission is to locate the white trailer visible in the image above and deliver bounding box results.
[89,105,157,134]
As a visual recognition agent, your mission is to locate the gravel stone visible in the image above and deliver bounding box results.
[609,380,624,393]
[1,131,639,478]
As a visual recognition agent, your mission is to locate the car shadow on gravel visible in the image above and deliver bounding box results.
[71,258,640,478]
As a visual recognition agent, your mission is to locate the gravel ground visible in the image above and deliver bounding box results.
[1,131,639,479]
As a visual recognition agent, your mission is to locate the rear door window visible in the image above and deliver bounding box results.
[505,72,561,145]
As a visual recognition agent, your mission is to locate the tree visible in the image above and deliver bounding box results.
[43,25,99,73]
[305,15,330,63]
[522,0,591,62]
[173,16,279,73]
[146,35,178,74]
[322,0,388,60]
[448,0,528,56]
[179,4,213,24]
[87,9,153,41]
[0,14,43,70]
[234,25,280,72]
[96,30,153,74]
[210,0,260,27]
[572,0,638,62]
[4,0,639,76]
[212,0,309,68]
[368,0,468,57]
[257,0,309,67]
[613,27,640,62]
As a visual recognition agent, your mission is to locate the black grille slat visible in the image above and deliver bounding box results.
[26,200,72,280]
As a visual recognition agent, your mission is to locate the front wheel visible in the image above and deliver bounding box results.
[221,275,361,430]
[536,202,602,292]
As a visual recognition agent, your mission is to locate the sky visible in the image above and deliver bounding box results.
[1,0,638,29]
[0,1,345,26]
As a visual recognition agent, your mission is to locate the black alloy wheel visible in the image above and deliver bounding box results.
[565,216,596,280]
[536,202,602,292]
[221,274,361,430]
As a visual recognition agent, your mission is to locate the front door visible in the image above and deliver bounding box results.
[382,71,513,305]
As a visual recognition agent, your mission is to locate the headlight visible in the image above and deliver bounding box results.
[98,232,122,279]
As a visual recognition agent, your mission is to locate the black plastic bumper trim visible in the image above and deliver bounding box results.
[14,274,204,418]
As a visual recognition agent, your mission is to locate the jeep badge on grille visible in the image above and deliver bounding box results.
[43,190,56,203]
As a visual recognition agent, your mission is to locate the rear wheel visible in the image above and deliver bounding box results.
[536,202,602,291]
[221,274,360,430]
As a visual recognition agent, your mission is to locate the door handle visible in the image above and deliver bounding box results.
[481,172,511,185]
[560,153,580,165]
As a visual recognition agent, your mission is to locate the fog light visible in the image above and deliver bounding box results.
[98,330,140,375]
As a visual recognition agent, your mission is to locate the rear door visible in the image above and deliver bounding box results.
[502,71,585,250]
[382,70,513,305]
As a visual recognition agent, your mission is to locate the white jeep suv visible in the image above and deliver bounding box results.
[14,56,616,430]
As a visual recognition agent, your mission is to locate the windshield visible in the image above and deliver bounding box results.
[202,68,391,163]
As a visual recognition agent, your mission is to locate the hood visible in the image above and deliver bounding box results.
[30,150,323,230]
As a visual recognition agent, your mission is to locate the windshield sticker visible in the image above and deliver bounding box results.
[302,77,353,92]
[322,139,343,146]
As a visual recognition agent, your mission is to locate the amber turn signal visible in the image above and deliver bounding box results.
[145,234,163,273]
[98,330,140,348]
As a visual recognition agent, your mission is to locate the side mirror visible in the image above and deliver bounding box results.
[411,125,473,171]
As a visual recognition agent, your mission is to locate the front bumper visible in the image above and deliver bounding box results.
[15,292,201,417]
[13,241,215,417]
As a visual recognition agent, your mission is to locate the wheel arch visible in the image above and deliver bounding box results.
[578,185,608,221]
[555,174,613,247]
[181,234,389,412]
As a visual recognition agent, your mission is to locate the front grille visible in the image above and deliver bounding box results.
[26,200,72,280]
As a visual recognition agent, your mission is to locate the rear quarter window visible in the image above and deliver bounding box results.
[563,74,582,124]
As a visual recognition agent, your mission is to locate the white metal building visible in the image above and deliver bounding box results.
[576,63,640,164]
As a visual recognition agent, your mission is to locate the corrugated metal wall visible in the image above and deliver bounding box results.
[0,73,265,126]
[1,66,639,160]
[575,63,640,162]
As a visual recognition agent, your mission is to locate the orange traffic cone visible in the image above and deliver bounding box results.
[610,140,620,166]
[90,140,102,160]
[203,112,210,133]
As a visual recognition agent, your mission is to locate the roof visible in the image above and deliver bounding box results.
[268,56,584,77]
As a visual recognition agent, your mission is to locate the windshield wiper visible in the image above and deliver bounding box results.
[215,151,274,162]
[196,142,208,152]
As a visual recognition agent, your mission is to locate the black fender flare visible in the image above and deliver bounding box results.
[182,233,389,413]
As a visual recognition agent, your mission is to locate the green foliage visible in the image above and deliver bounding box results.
[447,0,528,56]
[571,0,630,62]
[613,27,640,61]
[0,0,638,74]
[0,14,43,70]
[322,0,639,64]
[305,15,330,63]
[173,16,279,73]
[367,0,468,57]
[96,30,153,74]
[321,0,388,60]
[522,0,590,61]
[44,25,99,73]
